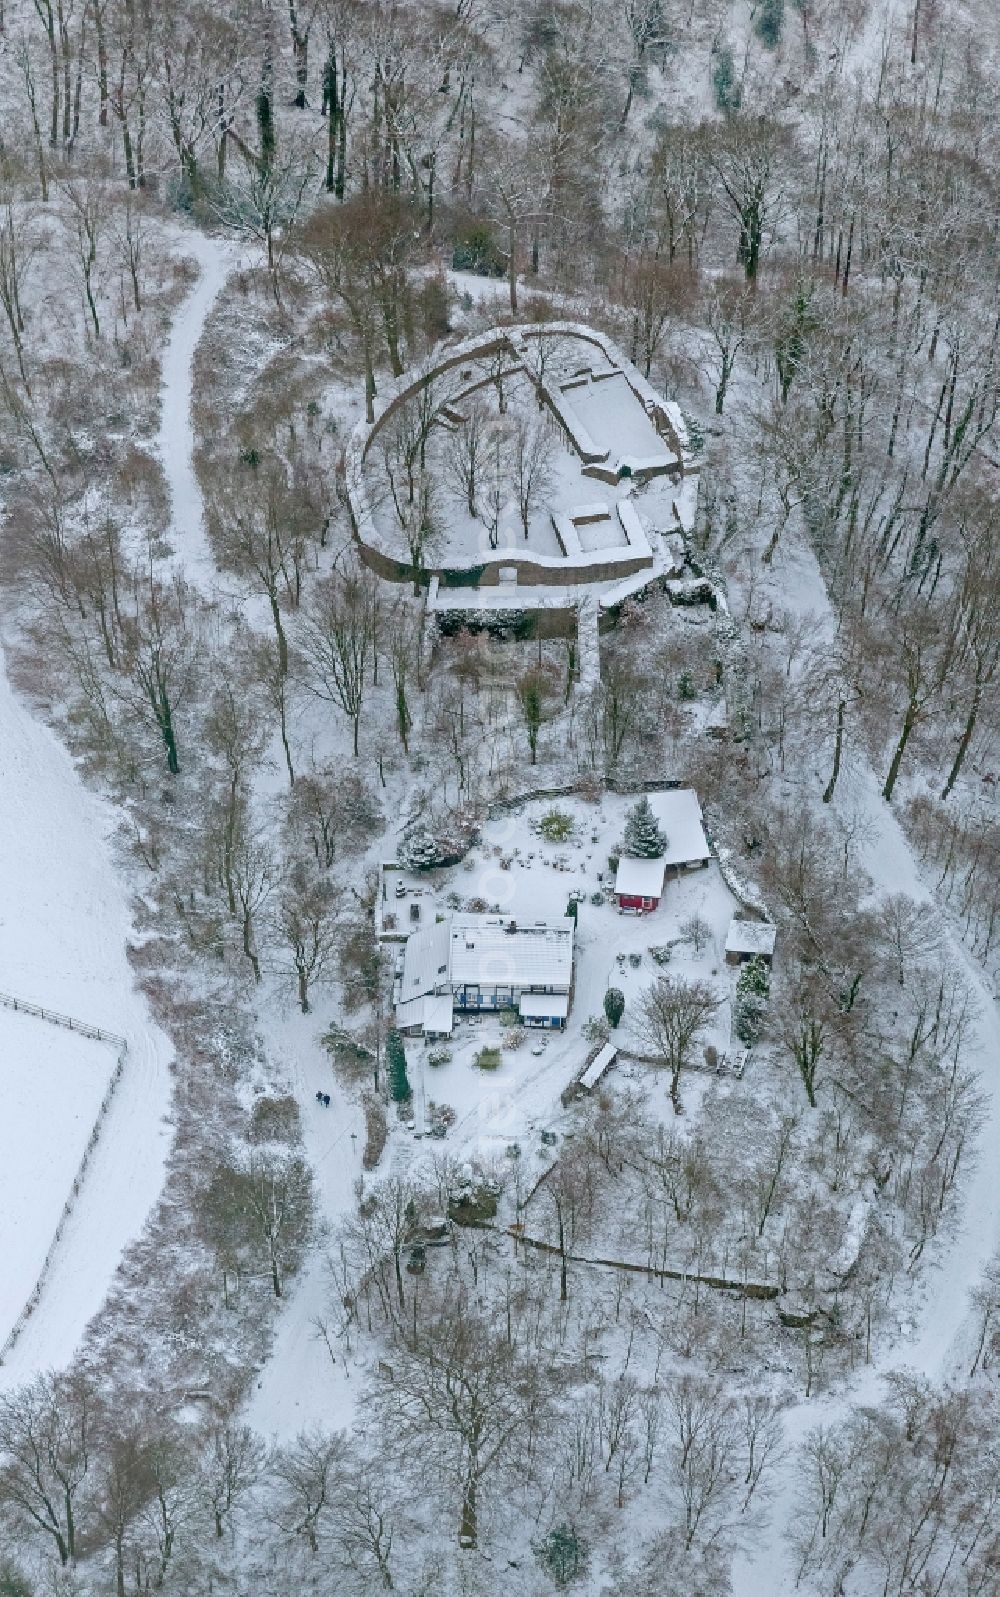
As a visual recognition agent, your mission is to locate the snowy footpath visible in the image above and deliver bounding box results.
[245,1006,365,1442]
[156,229,241,583]
[0,227,244,1383]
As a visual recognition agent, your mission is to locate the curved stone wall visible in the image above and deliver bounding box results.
[344,322,693,594]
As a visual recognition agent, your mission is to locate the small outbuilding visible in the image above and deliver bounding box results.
[724,918,777,967]
[519,992,570,1029]
[615,855,667,913]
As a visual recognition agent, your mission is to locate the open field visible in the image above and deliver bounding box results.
[0,1007,114,1347]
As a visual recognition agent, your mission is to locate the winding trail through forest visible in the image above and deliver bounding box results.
[156,229,240,583]
[0,227,243,1386]
[731,535,1000,1596]
[0,650,173,1385]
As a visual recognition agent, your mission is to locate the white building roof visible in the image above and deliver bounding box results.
[725,919,777,958]
[422,994,455,1035]
[579,1042,618,1090]
[519,992,570,1020]
[395,992,455,1035]
[399,918,451,1003]
[654,789,710,868]
[615,856,667,899]
[450,915,574,990]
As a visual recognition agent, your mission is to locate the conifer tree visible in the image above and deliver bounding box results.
[604,987,625,1027]
[622,796,667,858]
[734,955,770,1044]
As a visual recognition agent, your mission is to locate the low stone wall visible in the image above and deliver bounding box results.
[345,320,693,597]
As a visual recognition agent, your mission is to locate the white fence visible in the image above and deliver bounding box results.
[0,989,128,1364]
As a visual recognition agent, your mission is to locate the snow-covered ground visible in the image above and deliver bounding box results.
[244,1005,364,1443]
[729,533,1000,1597]
[0,226,246,1384]
[0,648,173,1384]
[0,1008,114,1348]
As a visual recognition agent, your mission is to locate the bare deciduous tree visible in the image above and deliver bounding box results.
[633,974,720,1112]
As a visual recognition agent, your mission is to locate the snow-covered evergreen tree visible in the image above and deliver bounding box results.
[604,987,625,1027]
[622,796,667,858]
[397,824,442,871]
[734,956,770,1044]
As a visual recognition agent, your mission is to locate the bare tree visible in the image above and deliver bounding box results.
[272,863,340,1012]
[270,1428,345,1554]
[203,1151,313,1298]
[298,566,375,755]
[509,411,557,538]
[0,1373,96,1567]
[201,1420,265,1542]
[633,974,720,1112]
[116,569,202,777]
[665,1377,740,1551]
[441,398,492,520]
[298,191,420,414]
[371,1289,547,1549]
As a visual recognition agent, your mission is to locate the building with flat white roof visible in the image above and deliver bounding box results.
[394,914,575,1034]
[725,918,777,966]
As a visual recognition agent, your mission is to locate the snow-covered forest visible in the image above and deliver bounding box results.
[0,1,999,1594]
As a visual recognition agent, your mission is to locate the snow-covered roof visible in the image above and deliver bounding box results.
[450,915,574,990]
[399,919,451,1002]
[579,1042,618,1090]
[653,789,710,868]
[615,856,667,899]
[395,992,455,1035]
[519,992,570,1020]
[422,994,455,1035]
[725,919,777,958]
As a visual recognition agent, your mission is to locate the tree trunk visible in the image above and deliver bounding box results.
[243,913,261,982]
[364,340,376,423]
[822,697,845,803]
[459,1472,477,1548]
[882,698,917,801]
[270,591,289,676]
[941,676,982,800]
[508,219,517,312]
[279,694,295,785]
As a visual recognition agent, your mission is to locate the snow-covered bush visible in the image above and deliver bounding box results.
[398,810,478,871]
[539,806,575,842]
[387,1029,412,1101]
[584,1015,611,1044]
[536,1523,587,1587]
[397,824,441,871]
[734,955,771,1044]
